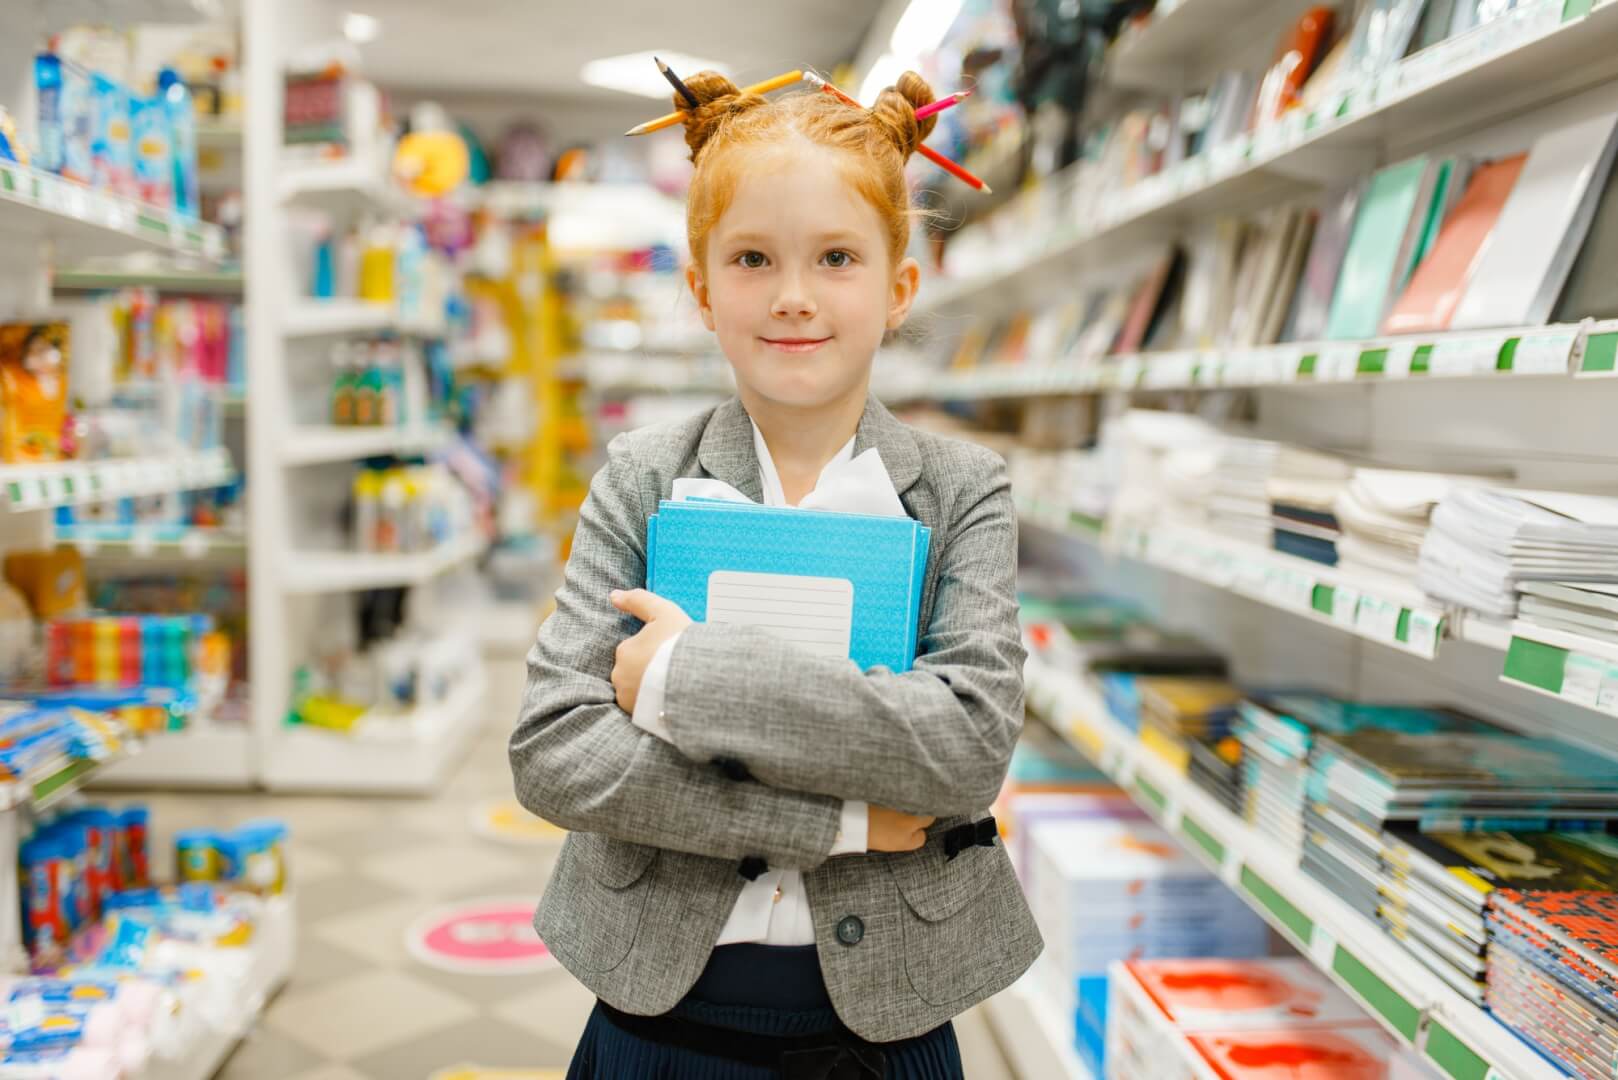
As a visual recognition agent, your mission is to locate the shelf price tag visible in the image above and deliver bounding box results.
[1429,336,1499,376]
[1510,330,1577,374]
[1407,610,1444,659]
[1332,587,1362,627]
[1318,346,1361,382]
[1561,653,1605,708]
[1384,341,1416,379]
[1356,596,1403,642]
[1309,925,1338,969]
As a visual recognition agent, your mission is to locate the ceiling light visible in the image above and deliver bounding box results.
[343,12,381,45]
[581,50,729,100]
[858,53,905,107]
[889,0,966,62]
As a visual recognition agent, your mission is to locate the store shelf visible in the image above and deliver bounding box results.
[1498,619,1618,721]
[195,119,244,151]
[983,970,1094,1080]
[260,665,487,794]
[90,727,256,789]
[143,894,295,1080]
[1,748,134,812]
[280,532,485,594]
[880,322,1602,403]
[284,299,447,339]
[0,161,225,262]
[278,424,453,466]
[58,526,247,560]
[53,264,245,295]
[1021,652,1566,1080]
[278,155,402,216]
[1107,0,1281,88]
[0,448,235,512]
[920,0,1618,316]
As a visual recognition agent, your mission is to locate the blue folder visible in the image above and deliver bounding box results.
[646,499,931,672]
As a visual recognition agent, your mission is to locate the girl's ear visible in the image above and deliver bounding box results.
[687,264,716,331]
[886,256,921,331]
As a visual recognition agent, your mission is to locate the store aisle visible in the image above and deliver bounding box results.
[119,653,1016,1080]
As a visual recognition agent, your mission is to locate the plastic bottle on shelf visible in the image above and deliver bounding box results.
[353,469,380,552]
[352,341,378,426]
[330,341,355,425]
[358,220,396,303]
[396,223,427,325]
[378,469,408,553]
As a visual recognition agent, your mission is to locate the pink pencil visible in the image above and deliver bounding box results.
[914,89,974,121]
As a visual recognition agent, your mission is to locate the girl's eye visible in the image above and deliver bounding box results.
[737,251,767,269]
[823,250,853,268]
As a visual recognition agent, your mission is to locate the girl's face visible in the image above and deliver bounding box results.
[688,142,919,413]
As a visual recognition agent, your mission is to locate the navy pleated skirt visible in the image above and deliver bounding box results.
[565,944,964,1079]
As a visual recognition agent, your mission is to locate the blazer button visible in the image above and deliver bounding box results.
[836,915,864,946]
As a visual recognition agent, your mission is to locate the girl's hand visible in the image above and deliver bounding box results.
[609,589,694,714]
[869,806,936,852]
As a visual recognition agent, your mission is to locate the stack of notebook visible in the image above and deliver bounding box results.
[1134,677,1244,794]
[1417,487,1618,621]
[1333,468,1454,583]
[1378,827,1618,1013]
[1207,438,1280,546]
[1268,447,1352,566]
[1487,879,1618,1078]
[1235,693,1488,860]
[1303,727,1618,1000]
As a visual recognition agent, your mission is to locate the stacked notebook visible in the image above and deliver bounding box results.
[1487,878,1618,1079]
[645,499,930,672]
[1107,957,1391,1080]
[1235,694,1489,860]
[1267,447,1352,567]
[1377,827,1618,1012]
[1333,469,1454,583]
[1417,487,1618,621]
[1134,677,1244,795]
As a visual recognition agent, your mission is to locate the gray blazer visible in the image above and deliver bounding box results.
[509,395,1042,1043]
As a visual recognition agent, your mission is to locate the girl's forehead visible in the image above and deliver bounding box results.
[717,145,884,238]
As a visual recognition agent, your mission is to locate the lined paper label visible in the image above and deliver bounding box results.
[707,571,853,658]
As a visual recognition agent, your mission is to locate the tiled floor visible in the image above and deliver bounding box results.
[118,655,1018,1079]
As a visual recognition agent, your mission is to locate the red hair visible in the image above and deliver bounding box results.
[674,70,937,269]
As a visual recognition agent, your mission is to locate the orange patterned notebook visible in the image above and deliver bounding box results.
[1382,154,1527,335]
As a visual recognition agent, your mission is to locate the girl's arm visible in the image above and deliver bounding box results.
[655,444,1027,819]
[509,436,845,870]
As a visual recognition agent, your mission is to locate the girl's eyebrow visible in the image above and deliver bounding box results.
[721,230,866,247]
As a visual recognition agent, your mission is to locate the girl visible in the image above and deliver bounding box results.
[510,67,1041,1079]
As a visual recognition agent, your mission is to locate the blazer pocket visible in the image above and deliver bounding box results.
[884,818,998,922]
[892,838,1026,1008]
[580,833,659,888]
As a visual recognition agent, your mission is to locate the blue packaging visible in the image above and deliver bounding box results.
[158,68,198,216]
[89,72,133,197]
[130,95,172,209]
[34,55,92,181]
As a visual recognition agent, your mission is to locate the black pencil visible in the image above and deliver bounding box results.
[656,56,700,109]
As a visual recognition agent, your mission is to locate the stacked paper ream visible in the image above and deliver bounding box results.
[1027,819,1270,1075]
[1106,957,1392,1080]
[998,789,1144,889]
[1333,468,1453,583]
[1417,486,1618,620]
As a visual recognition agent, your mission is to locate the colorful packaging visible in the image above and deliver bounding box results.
[34,55,92,182]
[158,69,198,216]
[67,809,120,919]
[0,323,69,464]
[231,820,288,894]
[130,95,172,209]
[173,829,220,883]
[118,806,149,888]
[89,73,133,197]
[17,837,70,966]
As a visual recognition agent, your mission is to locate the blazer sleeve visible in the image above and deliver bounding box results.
[658,446,1027,819]
[509,433,844,869]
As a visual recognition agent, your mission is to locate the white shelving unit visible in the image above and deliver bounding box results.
[93,726,256,789]
[244,0,483,793]
[984,970,1095,1080]
[1020,653,1567,1080]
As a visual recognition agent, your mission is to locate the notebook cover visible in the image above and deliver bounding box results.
[1324,156,1432,340]
[1452,107,1618,329]
[1551,146,1618,322]
[1114,249,1181,354]
[1188,1026,1397,1080]
[646,501,930,672]
[1383,154,1527,334]
[1123,958,1374,1030]
[1285,185,1362,341]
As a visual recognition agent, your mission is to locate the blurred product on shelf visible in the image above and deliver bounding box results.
[173,817,287,894]
[0,702,127,789]
[329,338,412,427]
[350,462,474,555]
[0,323,70,464]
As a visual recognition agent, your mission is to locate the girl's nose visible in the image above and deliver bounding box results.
[771,275,817,319]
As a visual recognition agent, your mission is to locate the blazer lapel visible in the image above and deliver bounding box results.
[852,396,923,499]
[695,398,765,502]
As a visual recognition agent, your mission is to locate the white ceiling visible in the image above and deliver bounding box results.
[330,0,880,100]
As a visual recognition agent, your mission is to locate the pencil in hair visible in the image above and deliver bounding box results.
[914,89,974,121]
[625,69,805,136]
[656,56,700,109]
[801,71,992,193]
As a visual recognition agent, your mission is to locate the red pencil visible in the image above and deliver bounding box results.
[914,89,974,121]
[800,73,991,193]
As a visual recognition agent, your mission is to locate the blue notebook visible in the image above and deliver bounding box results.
[646,500,930,672]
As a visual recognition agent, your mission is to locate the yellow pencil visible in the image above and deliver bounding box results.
[625,69,805,136]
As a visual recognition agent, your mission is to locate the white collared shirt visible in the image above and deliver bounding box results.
[631,421,870,945]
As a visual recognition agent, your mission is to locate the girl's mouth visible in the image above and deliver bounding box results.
[761,337,831,354]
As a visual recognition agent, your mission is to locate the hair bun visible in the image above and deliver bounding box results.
[676,70,769,162]
[870,71,937,162]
